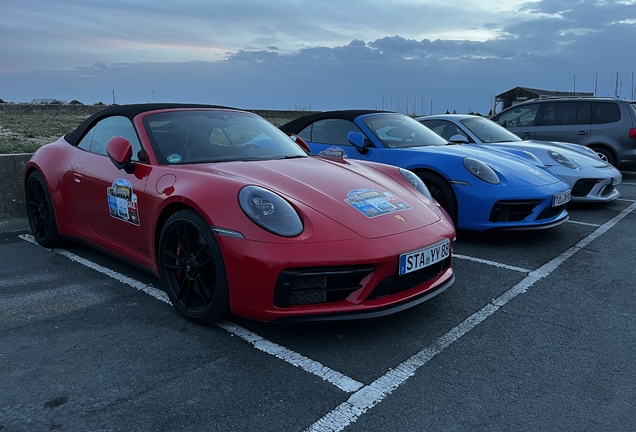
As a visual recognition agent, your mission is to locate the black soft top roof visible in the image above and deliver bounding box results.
[65,103,237,145]
[279,110,392,134]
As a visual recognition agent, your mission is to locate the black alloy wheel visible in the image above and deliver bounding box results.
[417,171,458,227]
[25,171,62,248]
[158,209,230,324]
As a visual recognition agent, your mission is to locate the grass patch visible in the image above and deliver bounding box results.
[0,110,91,154]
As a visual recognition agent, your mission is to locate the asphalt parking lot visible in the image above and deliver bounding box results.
[1,172,635,432]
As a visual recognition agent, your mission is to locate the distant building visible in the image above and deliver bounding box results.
[30,98,68,104]
[495,87,594,111]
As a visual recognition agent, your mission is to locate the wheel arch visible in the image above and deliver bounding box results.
[408,167,459,224]
[586,143,617,166]
[154,201,199,264]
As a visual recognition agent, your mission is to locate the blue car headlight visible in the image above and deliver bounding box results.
[462,158,500,184]
[522,150,544,165]
[548,150,577,169]
[239,186,303,237]
[399,168,433,200]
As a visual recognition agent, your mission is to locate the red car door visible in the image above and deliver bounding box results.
[71,116,154,267]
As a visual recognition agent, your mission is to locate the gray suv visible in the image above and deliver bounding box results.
[491,97,636,168]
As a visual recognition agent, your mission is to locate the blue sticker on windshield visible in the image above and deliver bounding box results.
[167,153,182,163]
[345,189,411,218]
[319,147,348,158]
[107,178,140,226]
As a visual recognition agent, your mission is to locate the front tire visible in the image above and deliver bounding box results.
[417,171,458,227]
[590,146,616,167]
[25,171,62,248]
[158,209,230,324]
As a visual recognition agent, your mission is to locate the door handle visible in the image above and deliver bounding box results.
[73,173,83,183]
[577,131,589,136]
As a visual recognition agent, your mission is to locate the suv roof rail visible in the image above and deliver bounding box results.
[532,95,615,101]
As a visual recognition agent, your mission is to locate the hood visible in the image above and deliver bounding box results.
[184,157,441,239]
[408,144,565,187]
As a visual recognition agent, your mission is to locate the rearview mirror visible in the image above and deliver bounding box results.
[289,134,311,153]
[348,131,368,154]
[449,134,469,144]
[106,136,135,174]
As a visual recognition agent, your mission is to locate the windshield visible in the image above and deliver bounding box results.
[143,110,307,165]
[362,113,449,148]
[460,116,523,143]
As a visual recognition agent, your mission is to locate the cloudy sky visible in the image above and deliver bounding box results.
[1,0,635,114]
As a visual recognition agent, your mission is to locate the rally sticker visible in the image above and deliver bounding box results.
[319,147,348,158]
[345,188,411,218]
[107,178,140,226]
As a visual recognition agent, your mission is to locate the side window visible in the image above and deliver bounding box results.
[496,104,539,127]
[298,125,312,141]
[576,102,591,124]
[77,128,95,152]
[593,102,620,124]
[310,119,361,145]
[543,102,578,126]
[88,116,143,161]
[422,120,470,141]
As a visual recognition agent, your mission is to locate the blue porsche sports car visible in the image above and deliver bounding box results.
[280,111,572,231]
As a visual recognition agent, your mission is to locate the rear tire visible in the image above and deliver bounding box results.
[416,171,458,227]
[158,209,230,324]
[25,171,62,248]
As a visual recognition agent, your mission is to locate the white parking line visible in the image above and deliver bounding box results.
[453,254,530,273]
[18,234,364,394]
[622,182,636,186]
[307,201,636,432]
[567,220,601,227]
[617,198,636,203]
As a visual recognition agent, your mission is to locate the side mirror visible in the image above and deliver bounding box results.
[289,134,311,153]
[348,131,369,154]
[448,134,469,144]
[106,136,135,174]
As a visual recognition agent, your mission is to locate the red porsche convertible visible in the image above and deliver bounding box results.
[24,104,455,323]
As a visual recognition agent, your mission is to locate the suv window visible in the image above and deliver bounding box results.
[540,102,591,126]
[494,103,539,127]
[593,102,620,124]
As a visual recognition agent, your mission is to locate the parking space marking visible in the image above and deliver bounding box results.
[217,322,364,393]
[307,201,636,432]
[19,234,171,304]
[18,234,363,394]
[453,254,530,273]
[622,182,636,186]
[617,198,636,202]
[567,220,601,227]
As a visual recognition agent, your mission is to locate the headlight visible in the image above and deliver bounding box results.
[239,186,303,237]
[399,168,433,200]
[462,158,500,184]
[548,150,577,169]
[522,150,544,165]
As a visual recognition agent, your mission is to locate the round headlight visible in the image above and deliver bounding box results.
[239,186,303,237]
[399,168,433,200]
[462,158,500,184]
[548,150,577,169]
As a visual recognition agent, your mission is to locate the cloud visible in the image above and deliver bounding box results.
[1,0,635,109]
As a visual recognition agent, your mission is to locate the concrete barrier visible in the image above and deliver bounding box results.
[0,153,31,224]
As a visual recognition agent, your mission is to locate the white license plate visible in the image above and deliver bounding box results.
[552,190,571,207]
[612,175,622,186]
[399,239,450,276]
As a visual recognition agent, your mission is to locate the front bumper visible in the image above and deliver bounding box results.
[216,221,455,321]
